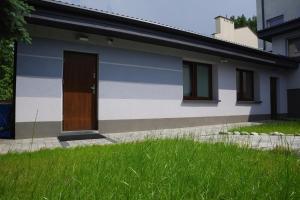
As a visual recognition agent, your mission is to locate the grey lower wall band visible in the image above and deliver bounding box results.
[98,114,271,133]
[15,121,61,139]
[15,114,276,139]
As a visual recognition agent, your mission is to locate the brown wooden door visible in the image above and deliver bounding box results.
[63,51,97,131]
[270,77,277,119]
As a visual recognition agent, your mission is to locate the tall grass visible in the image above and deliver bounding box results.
[0,139,299,199]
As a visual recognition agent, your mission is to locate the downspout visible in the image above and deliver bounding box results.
[261,0,266,50]
[12,42,18,139]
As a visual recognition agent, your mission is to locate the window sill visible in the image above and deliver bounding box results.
[236,100,262,105]
[182,99,221,103]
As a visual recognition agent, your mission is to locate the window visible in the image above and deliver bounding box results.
[288,37,300,58]
[236,69,254,101]
[267,15,284,28]
[183,61,212,100]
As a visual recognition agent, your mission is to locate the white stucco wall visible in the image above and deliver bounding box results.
[16,25,289,123]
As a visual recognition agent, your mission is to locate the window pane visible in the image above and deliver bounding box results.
[236,71,241,99]
[267,15,284,27]
[236,70,254,101]
[288,37,300,58]
[183,64,192,96]
[196,64,209,98]
[243,71,253,100]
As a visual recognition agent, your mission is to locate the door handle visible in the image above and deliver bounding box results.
[90,84,96,94]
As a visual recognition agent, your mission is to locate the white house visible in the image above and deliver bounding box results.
[13,0,299,139]
[257,0,300,117]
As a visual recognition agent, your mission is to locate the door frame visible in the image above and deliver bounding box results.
[270,77,278,119]
[62,50,99,132]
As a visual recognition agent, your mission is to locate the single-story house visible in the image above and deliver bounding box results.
[13,0,299,139]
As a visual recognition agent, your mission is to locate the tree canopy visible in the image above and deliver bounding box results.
[0,0,33,101]
[230,15,257,34]
[0,41,14,101]
[0,0,34,43]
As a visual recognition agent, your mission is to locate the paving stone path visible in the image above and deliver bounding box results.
[0,122,299,154]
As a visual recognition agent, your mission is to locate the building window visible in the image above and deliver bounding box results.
[267,15,284,28]
[236,69,254,101]
[288,37,300,59]
[183,61,212,100]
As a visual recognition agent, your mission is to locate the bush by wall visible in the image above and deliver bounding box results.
[0,40,14,101]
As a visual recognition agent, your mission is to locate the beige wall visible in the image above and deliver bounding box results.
[213,16,258,49]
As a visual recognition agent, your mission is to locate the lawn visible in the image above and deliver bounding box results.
[229,120,300,135]
[0,139,299,200]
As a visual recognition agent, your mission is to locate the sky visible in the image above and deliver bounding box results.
[66,0,256,36]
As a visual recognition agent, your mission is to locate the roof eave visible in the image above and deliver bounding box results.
[258,17,300,42]
[27,0,299,69]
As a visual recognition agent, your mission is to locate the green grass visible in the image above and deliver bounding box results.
[0,139,299,200]
[229,120,300,135]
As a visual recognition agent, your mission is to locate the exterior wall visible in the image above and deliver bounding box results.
[234,28,258,48]
[214,17,235,42]
[256,0,300,117]
[271,29,300,90]
[257,0,300,31]
[287,67,300,90]
[15,25,289,138]
[213,17,258,48]
[256,0,300,51]
[256,0,263,33]
[272,30,300,56]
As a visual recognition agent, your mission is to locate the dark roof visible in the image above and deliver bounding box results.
[26,0,299,69]
[258,17,300,42]
[214,16,233,21]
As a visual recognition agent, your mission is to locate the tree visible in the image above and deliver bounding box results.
[0,0,33,101]
[0,0,34,43]
[230,15,257,34]
[0,41,14,100]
